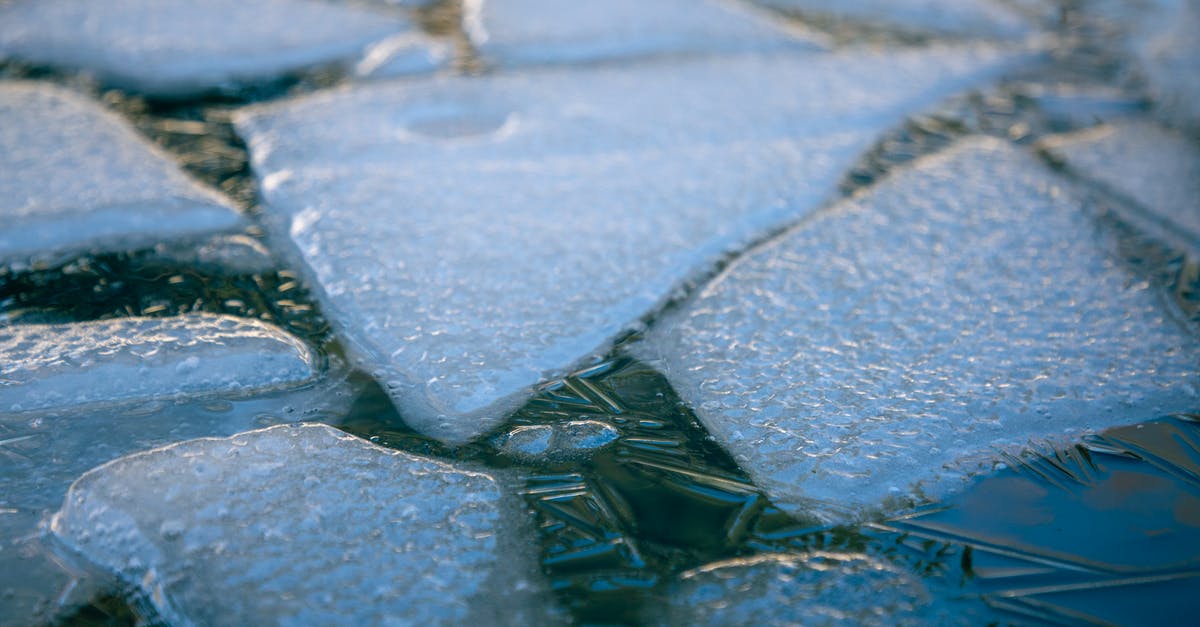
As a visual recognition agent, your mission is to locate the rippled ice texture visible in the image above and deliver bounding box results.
[0,82,242,266]
[639,137,1200,519]
[238,44,1029,443]
[0,313,316,413]
[51,424,561,625]
[466,0,822,67]
[0,0,422,97]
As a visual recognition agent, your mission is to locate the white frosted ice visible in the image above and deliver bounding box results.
[1041,120,1200,253]
[752,0,1033,39]
[50,424,560,625]
[0,0,435,97]
[0,313,316,414]
[638,137,1200,519]
[0,82,243,267]
[466,0,822,67]
[238,45,1031,444]
[650,553,981,625]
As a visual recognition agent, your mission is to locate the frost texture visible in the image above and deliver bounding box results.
[0,313,316,413]
[50,424,559,626]
[466,0,821,67]
[0,82,242,266]
[650,553,980,626]
[1041,121,1200,250]
[638,138,1200,518]
[238,46,1029,443]
[752,0,1033,39]
[0,0,427,97]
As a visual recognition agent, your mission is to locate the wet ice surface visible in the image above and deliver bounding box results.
[639,137,1200,519]
[0,0,429,98]
[751,0,1035,39]
[466,0,822,68]
[1040,120,1200,251]
[238,44,1029,444]
[0,82,242,267]
[0,313,315,414]
[50,423,560,625]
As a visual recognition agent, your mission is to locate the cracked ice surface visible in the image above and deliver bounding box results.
[465,0,822,68]
[50,424,560,625]
[650,553,983,625]
[638,138,1200,519]
[0,0,428,97]
[751,0,1034,39]
[0,82,242,267]
[1041,121,1200,251]
[238,45,1029,443]
[0,313,316,414]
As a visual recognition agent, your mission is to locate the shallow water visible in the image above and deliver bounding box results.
[2,0,1199,624]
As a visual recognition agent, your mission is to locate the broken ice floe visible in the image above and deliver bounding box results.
[0,82,243,267]
[751,0,1035,40]
[0,313,316,414]
[238,45,1030,444]
[0,0,441,97]
[465,0,822,68]
[637,137,1200,519]
[50,423,559,625]
[650,552,982,626]
[1040,120,1200,253]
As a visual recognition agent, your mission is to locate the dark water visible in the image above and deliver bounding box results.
[2,0,1199,624]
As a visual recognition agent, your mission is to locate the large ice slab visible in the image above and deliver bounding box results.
[466,0,821,67]
[0,0,430,97]
[637,137,1200,519]
[751,0,1033,39]
[238,46,1030,444]
[1122,0,1200,129]
[50,424,559,625]
[1041,120,1200,252]
[0,82,243,267]
[0,313,316,414]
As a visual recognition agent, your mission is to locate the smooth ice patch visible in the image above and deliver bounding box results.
[1040,120,1200,253]
[638,137,1200,519]
[650,553,981,625]
[751,0,1034,39]
[50,424,559,625]
[0,82,242,267]
[0,0,433,97]
[465,0,823,67]
[238,45,1031,444]
[0,313,316,414]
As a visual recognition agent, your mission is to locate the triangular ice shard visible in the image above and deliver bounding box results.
[50,424,561,625]
[0,82,243,267]
[0,0,437,97]
[637,137,1200,519]
[237,45,1032,444]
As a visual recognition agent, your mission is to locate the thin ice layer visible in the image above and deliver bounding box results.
[638,138,1200,519]
[0,82,242,266]
[1041,121,1200,251]
[650,553,984,625]
[50,424,559,626]
[465,0,821,67]
[238,45,1030,444]
[0,313,316,413]
[0,0,425,97]
[752,0,1032,39]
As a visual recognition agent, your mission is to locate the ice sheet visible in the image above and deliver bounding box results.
[638,137,1200,519]
[50,424,560,625]
[751,0,1032,39]
[237,45,1031,443]
[0,82,242,267]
